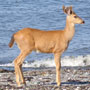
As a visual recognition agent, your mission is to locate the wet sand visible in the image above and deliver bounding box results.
[0,67,90,90]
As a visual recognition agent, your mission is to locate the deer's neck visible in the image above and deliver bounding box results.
[64,17,75,42]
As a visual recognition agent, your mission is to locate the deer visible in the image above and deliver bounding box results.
[8,5,85,87]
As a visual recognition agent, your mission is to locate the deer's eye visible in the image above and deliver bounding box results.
[74,16,78,18]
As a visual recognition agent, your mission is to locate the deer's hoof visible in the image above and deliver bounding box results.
[57,82,61,86]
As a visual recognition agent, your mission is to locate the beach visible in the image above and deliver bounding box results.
[0,67,90,90]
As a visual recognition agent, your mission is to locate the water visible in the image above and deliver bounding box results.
[0,0,90,68]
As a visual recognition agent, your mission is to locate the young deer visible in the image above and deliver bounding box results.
[8,5,85,86]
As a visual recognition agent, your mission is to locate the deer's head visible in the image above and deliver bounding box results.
[62,5,85,24]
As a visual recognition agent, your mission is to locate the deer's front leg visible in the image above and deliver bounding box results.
[54,53,61,86]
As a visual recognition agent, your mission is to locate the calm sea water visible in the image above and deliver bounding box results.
[0,0,90,65]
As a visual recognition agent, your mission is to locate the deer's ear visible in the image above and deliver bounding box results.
[67,8,72,15]
[70,6,72,11]
[62,5,67,14]
[62,5,73,15]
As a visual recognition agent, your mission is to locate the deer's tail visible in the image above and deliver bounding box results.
[8,34,15,48]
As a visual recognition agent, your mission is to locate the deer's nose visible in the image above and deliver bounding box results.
[82,21,85,24]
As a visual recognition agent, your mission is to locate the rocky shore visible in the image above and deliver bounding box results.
[0,67,90,90]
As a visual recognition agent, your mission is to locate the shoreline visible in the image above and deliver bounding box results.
[0,66,90,71]
[0,67,90,90]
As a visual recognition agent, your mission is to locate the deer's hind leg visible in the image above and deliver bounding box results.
[14,50,31,86]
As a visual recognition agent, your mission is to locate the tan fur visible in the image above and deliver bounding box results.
[9,5,85,86]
